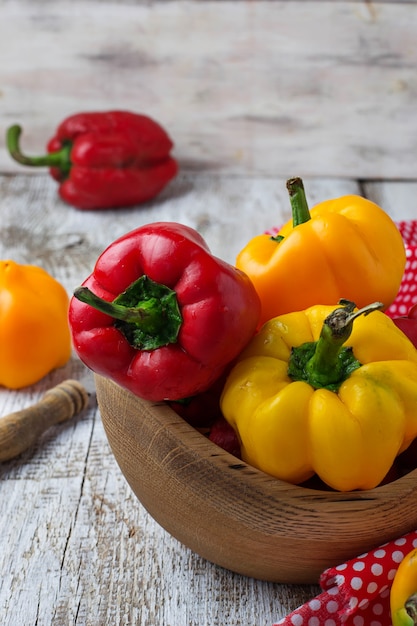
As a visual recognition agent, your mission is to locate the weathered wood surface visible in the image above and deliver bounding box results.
[0,172,415,625]
[1,0,417,179]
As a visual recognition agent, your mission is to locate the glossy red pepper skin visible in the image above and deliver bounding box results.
[68,222,261,401]
[393,304,417,348]
[168,375,226,428]
[208,416,241,458]
[8,111,178,210]
[168,372,241,455]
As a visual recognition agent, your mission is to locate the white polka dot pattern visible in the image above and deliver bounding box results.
[386,221,417,318]
[273,530,417,626]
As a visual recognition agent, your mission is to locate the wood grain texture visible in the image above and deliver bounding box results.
[0,171,360,268]
[96,374,417,584]
[0,172,416,624]
[1,1,417,179]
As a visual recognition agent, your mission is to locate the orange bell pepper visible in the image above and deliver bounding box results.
[0,260,72,389]
[236,178,406,326]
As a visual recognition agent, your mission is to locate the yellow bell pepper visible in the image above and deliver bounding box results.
[390,548,417,626]
[220,300,417,492]
[236,178,406,326]
[0,260,72,389]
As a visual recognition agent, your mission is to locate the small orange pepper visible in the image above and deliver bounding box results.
[236,178,406,326]
[0,260,72,389]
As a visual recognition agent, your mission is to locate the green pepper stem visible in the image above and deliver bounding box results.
[305,300,383,388]
[74,286,159,330]
[406,593,417,624]
[74,276,183,351]
[305,325,346,388]
[286,177,311,227]
[6,124,72,172]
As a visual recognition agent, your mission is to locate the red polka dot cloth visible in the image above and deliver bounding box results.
[385,220,417,318]
[274,530,417,626]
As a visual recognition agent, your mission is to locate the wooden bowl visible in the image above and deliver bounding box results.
[95,374,417,584]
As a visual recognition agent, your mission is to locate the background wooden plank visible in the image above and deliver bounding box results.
[0,172,360,269]
[1,1,416,179]
[0,172,414,625]
[362,180,417,221]
[0,173,335,626]
[1,0,416,620]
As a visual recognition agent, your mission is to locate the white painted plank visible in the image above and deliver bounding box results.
[362,180,417,221]
[1,1,417,179]
[0,172,415,625]
[0,172,360,268]
[0,173,329,626]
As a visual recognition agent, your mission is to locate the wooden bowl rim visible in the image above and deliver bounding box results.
[96,374,417,583]
[99,375,417,501]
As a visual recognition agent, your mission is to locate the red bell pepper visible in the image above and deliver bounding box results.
[6,111,178,210]
[208,416,241,458]
[68,222,261,401]
[168,375,226,428]
[393,303,417,348]
[168,372,241,455]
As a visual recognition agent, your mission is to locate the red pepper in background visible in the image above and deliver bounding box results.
[393,303,417,348]
[68,222,261,402]
[208,416,241,458]
[6,111,178,210]
[168,375,226,428]
[168,376,241,457]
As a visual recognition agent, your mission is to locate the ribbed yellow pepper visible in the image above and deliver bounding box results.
[390,548,417,626]
[236,178,406,326]
[0,260,72,389]
[220,300,417,492]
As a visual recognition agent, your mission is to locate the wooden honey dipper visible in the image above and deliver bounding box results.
[0,379,89,462]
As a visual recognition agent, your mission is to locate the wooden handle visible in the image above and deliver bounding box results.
[0,379,89,462]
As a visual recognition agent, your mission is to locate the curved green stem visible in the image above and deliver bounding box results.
[286,177,311,226]
[288,300,383,391]
[306,300,383,387]
[74,287,159,327]
[74,276,183,351]
[6,125,72,174]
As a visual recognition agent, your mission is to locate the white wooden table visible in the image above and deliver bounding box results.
[1,0,417,622]
[0,172,415,625]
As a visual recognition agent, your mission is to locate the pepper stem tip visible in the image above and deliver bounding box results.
[286,177,304,197]
[286,176,311,227]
